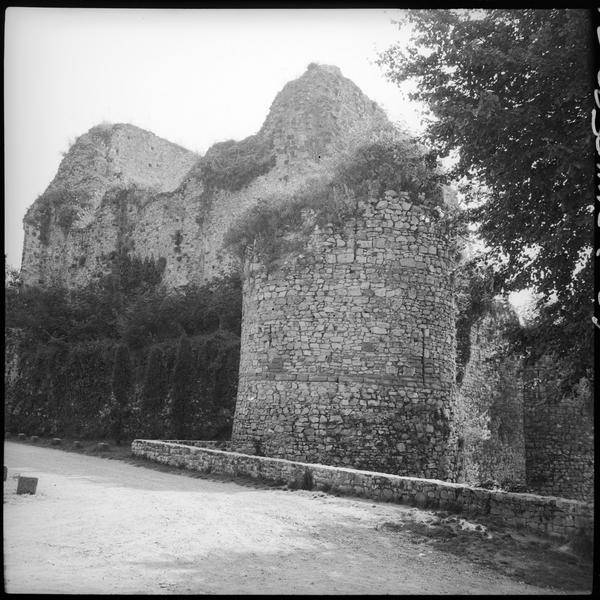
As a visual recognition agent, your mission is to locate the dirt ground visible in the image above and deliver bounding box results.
[3,440,594,594]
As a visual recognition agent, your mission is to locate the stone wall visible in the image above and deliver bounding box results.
[456,303,526,488]
[131,439,594,542]
[523,357,594,502]
[231,187,459,481]
[20,123,198,288]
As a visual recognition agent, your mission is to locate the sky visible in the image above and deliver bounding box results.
[4,7,424,271]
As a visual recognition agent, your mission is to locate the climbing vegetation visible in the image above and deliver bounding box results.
[5,271,242,441]
[222,130,444,268]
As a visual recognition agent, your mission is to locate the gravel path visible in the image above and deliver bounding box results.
[2,442,587,594]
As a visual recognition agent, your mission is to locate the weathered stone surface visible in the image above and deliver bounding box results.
[16,476,38,495]
[523,356,594,503]
[20,123,199,288]
[455,302,526,489]
[231,190,459,481]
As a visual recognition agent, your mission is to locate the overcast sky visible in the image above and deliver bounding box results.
[4,7,427,270]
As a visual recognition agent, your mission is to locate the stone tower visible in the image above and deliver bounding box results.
[231,183,459,481]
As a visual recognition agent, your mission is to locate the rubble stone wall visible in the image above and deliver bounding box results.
[523,358,594,502]
[231,188,459,481]
[456,306,526,488]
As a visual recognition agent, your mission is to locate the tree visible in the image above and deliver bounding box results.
[378,9,594,384]
[110,344,133,444]
[141,346,167,438]
[170,336,194,439]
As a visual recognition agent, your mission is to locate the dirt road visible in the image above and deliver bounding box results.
[2,442,591,594]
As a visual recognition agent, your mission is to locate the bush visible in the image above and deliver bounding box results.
[140,346,167,438]
[223,132,444,267]
[110,344,133,444]
[5,272,242,442]
[169,336,194,439]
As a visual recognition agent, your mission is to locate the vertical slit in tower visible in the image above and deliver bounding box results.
[421,327,426,386]
[352,193,359,262]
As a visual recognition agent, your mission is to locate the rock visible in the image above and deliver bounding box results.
[16,476,38,495]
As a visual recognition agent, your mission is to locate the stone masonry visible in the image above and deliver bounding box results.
[231,186,459,481]
[20,123,198,288]
[456,302,526,488]
[523,356,594,502]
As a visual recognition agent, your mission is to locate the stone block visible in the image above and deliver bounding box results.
[51,438,62,446]
[17,433,26,441]
[97,442,110,451]
[17,476,38,495]
[31,436,39,443]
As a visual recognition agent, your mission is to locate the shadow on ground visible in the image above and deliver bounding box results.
[376,511,593,591]
[6,435,593,592]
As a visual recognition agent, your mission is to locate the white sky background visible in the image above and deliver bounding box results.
[4,7,423,270]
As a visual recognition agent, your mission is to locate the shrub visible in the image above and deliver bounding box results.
[110,344,133,444]
[170,336,194,439]
[140,346,167,438]
[301,470,314,491]
[196,134,276,193]
[223,132,444,267]
[5,272,241,442]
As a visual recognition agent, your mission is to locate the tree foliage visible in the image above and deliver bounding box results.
[378,9,594,382]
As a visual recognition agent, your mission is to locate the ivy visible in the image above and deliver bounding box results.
[223,133,444,268]
[5,273,242,440]
[190,133,277,226]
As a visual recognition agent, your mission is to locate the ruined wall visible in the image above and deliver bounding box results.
[231,187,459,481]
[523,357,594,502]
[20,64,391,291]
[456,303,526,489]
[20,123,198,288]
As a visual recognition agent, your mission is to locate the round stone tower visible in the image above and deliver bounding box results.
[231,184,459,480]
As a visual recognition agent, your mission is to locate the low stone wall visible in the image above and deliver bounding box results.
[132,439,593,541]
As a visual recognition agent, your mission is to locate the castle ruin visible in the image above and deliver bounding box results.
[16,63,593,499]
